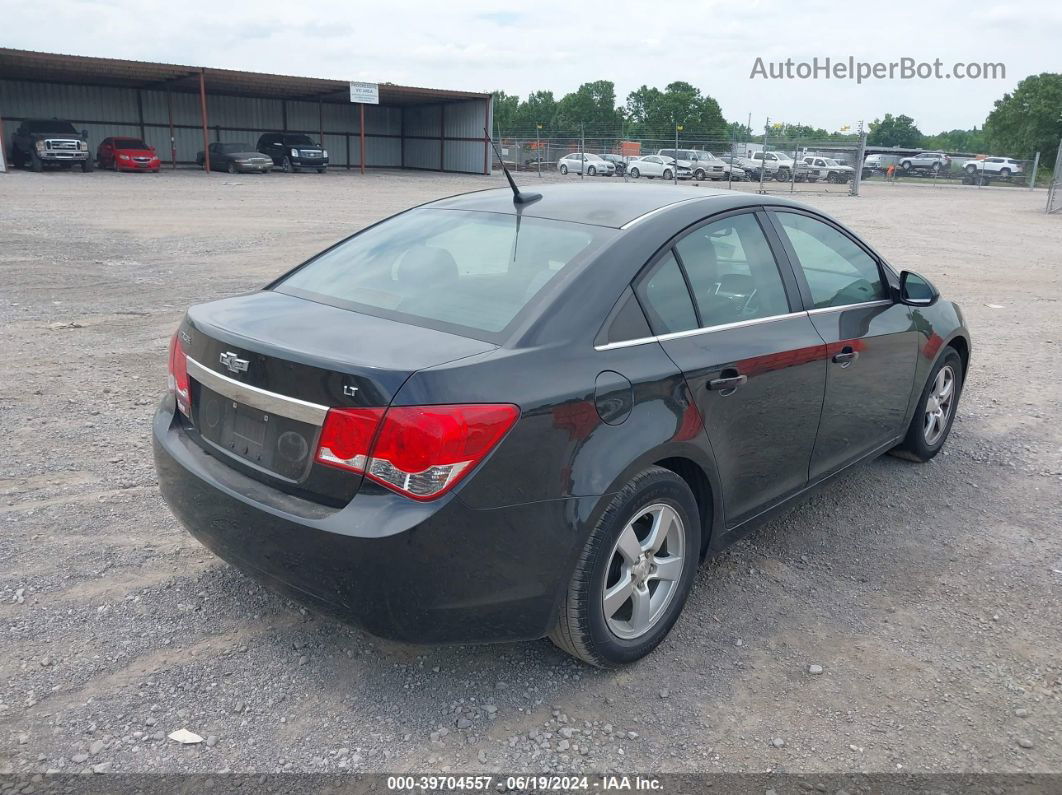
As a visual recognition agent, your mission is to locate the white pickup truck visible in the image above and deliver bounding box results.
[749,151,815,181]
[802,156,854,183]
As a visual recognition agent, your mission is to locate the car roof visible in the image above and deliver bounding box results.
[427,183,789,229]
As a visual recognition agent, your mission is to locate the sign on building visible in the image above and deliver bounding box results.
[349,82,379,105]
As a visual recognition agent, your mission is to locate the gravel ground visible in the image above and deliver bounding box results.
[0,168,1059,777]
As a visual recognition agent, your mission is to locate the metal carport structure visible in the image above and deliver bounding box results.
[0,48,493,174]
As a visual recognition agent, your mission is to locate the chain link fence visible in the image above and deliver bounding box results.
[491,131,868,195]
[491,125,1052,203]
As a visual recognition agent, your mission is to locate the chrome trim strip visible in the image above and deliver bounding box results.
[806,299,894,315]
[619,196,715,229]
[595,311,808,351]
[186,357,330,426]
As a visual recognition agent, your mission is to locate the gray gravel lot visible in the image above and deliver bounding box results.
[0,168,1059,776]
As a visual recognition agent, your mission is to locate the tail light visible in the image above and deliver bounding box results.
[167,332,191,417]
[316,404,519,500]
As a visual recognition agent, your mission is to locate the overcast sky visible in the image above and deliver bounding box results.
[6,0,1060,134]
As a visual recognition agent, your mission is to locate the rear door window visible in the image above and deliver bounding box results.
[634,252,698,334]
[674,213,791,326]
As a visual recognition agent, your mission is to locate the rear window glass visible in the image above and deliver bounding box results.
[275,209,611,338]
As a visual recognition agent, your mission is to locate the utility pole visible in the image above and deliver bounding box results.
[536,124,542,178]
[674,121,682,185]
[580,122,585,179]
[759,117,769,193]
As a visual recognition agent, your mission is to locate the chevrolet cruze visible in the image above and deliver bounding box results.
[153,183,970,666]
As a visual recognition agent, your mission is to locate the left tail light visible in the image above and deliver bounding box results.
[167,332,191,417]
[316,403,519,500]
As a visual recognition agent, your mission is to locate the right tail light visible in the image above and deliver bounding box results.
[316,403,519,500]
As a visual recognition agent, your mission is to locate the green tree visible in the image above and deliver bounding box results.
[624,82,727,141]
[920,127,987,153]
[513,90,558,136]
[491,90,520,136]
[553,80,624,137]
[984,73,1062,163]
[867,113,923,147]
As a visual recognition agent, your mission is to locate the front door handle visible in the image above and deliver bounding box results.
[832,347,859,367]
[708,373,747,394]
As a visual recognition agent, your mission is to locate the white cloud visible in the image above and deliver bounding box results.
[3,0,1059,132]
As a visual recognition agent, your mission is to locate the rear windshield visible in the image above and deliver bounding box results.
[114,139,149,150]
[275,208,613,339]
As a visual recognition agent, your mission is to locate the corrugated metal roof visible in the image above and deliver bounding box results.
[0,48,490,106]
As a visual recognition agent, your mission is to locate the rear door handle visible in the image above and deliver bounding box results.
[707,374,747,393]
[832,347,859,366]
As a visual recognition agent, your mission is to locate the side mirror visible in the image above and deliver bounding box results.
[81,129,88,138]
[899,270,939,306]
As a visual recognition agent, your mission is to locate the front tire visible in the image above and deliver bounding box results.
[694,168,706,180]
[559,164,568,175]
[30,152,43,172]
[549,466,700,667]
[891,348,963,463]
[282,157,294,173]
[662,168,673,180]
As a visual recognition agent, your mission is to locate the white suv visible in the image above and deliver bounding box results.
[963,157,1024,177]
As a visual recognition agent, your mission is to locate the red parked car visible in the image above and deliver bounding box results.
[96,137,161,172]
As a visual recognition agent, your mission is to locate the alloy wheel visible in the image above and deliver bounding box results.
[601,503,686,640]
[924,365,955,445]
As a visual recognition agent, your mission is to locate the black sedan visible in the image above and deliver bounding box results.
[196,142,273,174]
[153,184,970,667]
[600,153,629,176]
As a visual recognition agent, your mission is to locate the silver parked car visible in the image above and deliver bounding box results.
[557,152,616,176]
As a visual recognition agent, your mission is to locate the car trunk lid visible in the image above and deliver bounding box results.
[178,291,497,505]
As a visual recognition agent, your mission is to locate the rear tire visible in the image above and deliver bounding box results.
[890,348,963,463]
[587,166,596,176]
[901,160,913,172]
[549,466,700,667]
[629,167,640,178]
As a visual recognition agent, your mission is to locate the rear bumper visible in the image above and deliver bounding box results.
[152,404,593,644]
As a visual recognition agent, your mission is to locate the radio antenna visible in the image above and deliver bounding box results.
[485,129,542,205]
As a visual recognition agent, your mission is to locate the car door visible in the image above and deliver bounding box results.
[637,209,827,526]
[768,209,919,480]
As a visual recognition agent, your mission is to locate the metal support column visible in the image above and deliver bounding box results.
[439,104,445,172]
[850,127,867,197]
[166,88,176,169]
[198,69,210,173]
[359,104,366,175]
